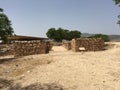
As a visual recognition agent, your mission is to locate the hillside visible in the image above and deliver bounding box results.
[81,33,120,41]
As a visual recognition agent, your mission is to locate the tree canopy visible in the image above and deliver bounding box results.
[113,0,120,25]
[89,34,110,42]
[114,0,120,4]
[0,8,14,43]
[46,28,81,42]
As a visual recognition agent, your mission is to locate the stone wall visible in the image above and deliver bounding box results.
[71,38,105,52]
[13,40,52,57]
[62,41,71,50]
[0,44,14,56]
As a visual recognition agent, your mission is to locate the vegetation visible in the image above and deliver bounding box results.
[46,28,81,42]
[89,34,110,42]
[114,0,120,4]
[113,0,120,25]
[0,8,14,43]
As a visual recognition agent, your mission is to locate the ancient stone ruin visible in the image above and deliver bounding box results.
[13,40,51,57]
[0,35,52,57]
[63,38,105,52]
[62,41,71,50]
[0,44,14,56]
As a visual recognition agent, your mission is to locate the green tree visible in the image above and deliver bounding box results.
[46,28,56,39]
[0,8,14,43]
[114,0,120,4]
[69,30,81,40]
[46,28,63,42]
[118,15,120,24]
[113,0,120,25]
[46,28,81,42]
[63,29,71,40]
[89,34,110,42]
[56,28,64,41]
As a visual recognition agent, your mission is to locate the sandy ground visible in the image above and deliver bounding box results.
[0,42,120,90]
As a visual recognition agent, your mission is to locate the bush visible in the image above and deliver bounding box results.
[89,34,110,42]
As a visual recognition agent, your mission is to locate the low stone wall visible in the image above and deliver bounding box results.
[62,41,71,50]
[13,40,51,57]
[0,44,14,56]
[71,38,105,52]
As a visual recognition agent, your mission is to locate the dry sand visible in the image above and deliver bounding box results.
[0,42,120,90]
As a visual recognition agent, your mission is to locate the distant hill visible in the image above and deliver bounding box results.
[81,33,120,42]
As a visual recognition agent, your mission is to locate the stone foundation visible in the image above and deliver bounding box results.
[13,40,52,57]
[71,38,105,52]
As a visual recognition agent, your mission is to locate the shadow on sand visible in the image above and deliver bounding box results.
[0,57,16,64]
[0,78,66,90]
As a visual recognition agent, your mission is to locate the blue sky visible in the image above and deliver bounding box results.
[0,0,120,37]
